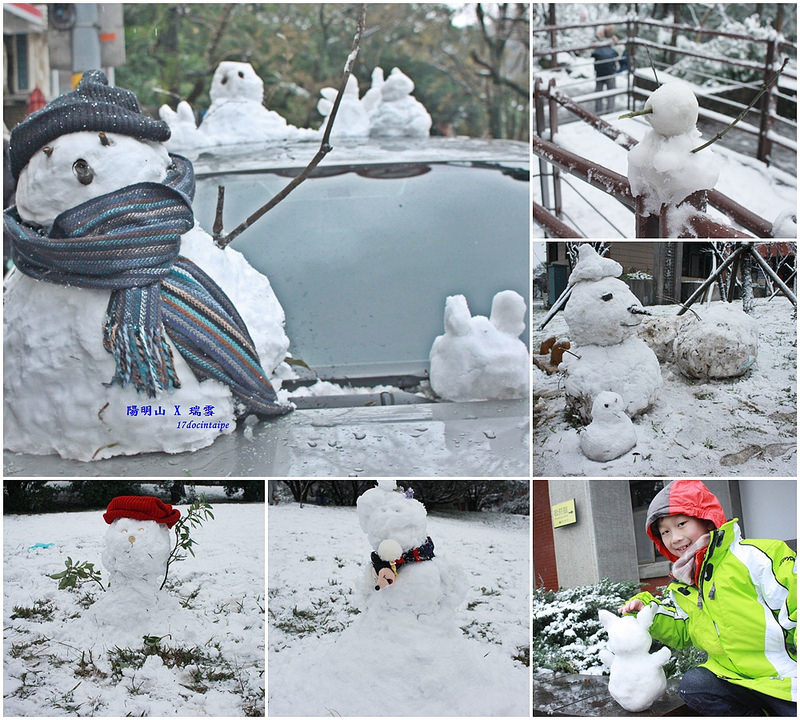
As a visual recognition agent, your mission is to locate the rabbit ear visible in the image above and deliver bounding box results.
[636,604,656,630]
[598,609,617,631]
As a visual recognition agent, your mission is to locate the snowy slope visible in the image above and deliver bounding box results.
[4,501,264,716]
[534,297,797,476]
[534,114,797,237]
[268,501,531,716]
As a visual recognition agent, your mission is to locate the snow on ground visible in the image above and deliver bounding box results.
[4,501,264,716]
[534,297,797,476]
[534,112,797,238]
[268,500,530,716]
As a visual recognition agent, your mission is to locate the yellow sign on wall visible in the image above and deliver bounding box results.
[552,499,577,528]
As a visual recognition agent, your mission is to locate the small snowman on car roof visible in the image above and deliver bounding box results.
[368,67,432,138]
[4,70,292,461]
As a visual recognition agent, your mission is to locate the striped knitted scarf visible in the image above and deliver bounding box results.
[4,155,289,418]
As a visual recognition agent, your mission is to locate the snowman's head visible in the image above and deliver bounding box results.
[356,481,428,552]
[591,391,624,421]
[382,68,415,102]
[210,62,264,104]
[565,276,646,346]
[8,70,172,226]
[102,517,172,585]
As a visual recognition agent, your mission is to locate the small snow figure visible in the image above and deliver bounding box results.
[627,80,720,217]
[561,244,661,423]
[580,391,637,461]
[361,67,385,116]
[4,70,291,460]
[771,209,797,238]
[598,605,671,712]
[429,290,529,401]
[369,67,432,138]
[317,74,369,137]
[101,496,180,590]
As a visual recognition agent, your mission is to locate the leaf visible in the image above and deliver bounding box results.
[49,571,67,579]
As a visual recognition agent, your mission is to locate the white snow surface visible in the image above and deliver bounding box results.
[598,606,670,713]
[534,296,797,476]
[5,130,290,461]
[4,501,265,716]
[533,114,796,237]
[429,291,530,401]
[269,500,530,717]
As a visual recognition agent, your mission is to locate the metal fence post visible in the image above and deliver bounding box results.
[757,37,777,164]
[533,76,551,211]
[547,79,562,217]
[635,197,659,237]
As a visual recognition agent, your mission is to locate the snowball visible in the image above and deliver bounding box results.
[377,538,403,562]
[598,606,670,712]
[644,80,698,137]
[772,208,797,238]
[579,391,637,462]
[673,302,759,379]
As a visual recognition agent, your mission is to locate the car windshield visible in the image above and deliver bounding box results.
[193,160,529,381]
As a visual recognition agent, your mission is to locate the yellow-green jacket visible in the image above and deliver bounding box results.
[630,518,796,702]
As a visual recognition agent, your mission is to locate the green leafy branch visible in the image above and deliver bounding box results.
[160,495,215,590]
[49,557,106,592]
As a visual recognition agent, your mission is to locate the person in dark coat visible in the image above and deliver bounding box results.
[591,25,620,114]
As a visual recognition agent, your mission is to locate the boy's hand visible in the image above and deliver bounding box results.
[619,599,645,615]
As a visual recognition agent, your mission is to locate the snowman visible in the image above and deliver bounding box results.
[317,74,370,138]
[360,67,385,116]
[561,244,661,424]
[627,80,720,219]
[4,70,292,461]
[429,290,529,401]
[368,67,432,138]
[580,391,637,462]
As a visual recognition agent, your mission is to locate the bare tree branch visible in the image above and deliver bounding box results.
[214,4,368,249]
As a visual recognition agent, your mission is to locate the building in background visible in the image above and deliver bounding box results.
[534,479,796,592]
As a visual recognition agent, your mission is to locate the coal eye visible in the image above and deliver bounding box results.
[601,293,613,301]
[72,158,94,185]
[238,71,244,78]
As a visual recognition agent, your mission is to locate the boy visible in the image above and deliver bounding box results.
[620,479,796,716]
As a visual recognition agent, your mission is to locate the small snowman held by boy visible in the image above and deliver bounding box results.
[4,70,291,461]
[561,245,661,439]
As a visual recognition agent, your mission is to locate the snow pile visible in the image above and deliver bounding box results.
[673,301,759,379]
[627,81,720,215]
[160,62,432,152]
[429,290,529,401]
[598,606,670,713]
[4,128,290,461]
[772,209,796,238]
[268,491,529,717]
[561,245,661,424]
[4,500,265,716]
[580,391,637,462]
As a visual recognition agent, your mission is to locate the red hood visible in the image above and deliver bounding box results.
[645,480,727,562]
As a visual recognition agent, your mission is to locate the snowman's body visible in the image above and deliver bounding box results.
[561,246,661,424]
[369,68,432,138]
[598,606,671,712]
[5,130,289,460]
[317,75,370,138]
[429,290,529,402]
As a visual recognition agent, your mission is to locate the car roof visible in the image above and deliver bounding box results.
[187,136,529,175]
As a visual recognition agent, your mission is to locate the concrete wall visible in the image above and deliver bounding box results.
[549,480,638,588]
[738,479,796,541]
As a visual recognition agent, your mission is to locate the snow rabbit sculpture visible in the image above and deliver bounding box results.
[598,605,671,712]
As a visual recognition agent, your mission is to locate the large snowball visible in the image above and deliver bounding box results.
[673,302,758,379]
[644,80,698,137]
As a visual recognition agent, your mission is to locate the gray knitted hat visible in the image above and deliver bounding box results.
[9,70,170,179]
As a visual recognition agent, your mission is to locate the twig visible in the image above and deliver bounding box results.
[212,186,225,242]
[691,57,789,154]
[645,46,659,86]
[618,107,653,120]
[215,4,367,249]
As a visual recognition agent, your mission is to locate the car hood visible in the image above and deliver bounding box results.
[3,399,530,477]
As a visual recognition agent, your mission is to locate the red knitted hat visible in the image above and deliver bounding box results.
[103,496,181,528]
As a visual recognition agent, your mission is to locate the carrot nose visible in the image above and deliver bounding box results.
[128,536,136,544]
